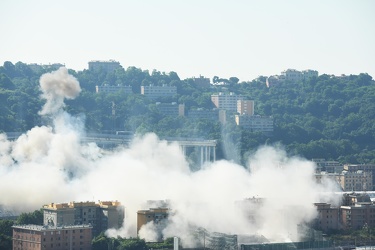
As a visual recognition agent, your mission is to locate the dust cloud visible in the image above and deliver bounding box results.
[0,68,340,246]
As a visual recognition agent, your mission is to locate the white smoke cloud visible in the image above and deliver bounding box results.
[39,67,81,116]
[0,67,341,246]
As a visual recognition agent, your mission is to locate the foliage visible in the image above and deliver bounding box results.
[15,209,43,225]
[92,233,149,250]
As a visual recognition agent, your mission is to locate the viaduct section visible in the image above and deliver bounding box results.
[5,132,217,165]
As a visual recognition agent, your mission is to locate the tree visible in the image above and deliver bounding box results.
[15,209,43,225]
[229,77,239,84]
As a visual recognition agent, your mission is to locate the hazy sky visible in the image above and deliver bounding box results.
[1,0,374,81]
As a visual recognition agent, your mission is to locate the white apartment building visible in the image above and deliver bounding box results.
[281,69,303,82]
[141,85,177,99]
[211,92,244,112]
[96,84,133,94]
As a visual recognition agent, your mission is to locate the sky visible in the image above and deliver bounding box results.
[0,0,374,81]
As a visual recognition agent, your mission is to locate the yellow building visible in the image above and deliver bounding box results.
[137,208,169,238]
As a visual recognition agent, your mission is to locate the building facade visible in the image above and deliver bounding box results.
[340,203,375,230]
[187,108,219,121]
[154,102,184,117]
[341,170,373,192]
[43,201,124,237]
[235,115,273,134]
[12,224,92,250]
[88,60,121,73]
[237,100,254,116]
[344,164,375,191]
[313,203,340,232]
[141,85,177,99]
[211,92,244,112]
[95,85,132,94]
[137,208,169,239]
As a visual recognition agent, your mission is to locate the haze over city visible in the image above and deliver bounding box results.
[1,1,374,248]
[0,0,374,81]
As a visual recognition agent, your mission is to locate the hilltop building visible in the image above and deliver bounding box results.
[266,69,318,87]
[191,75,210,89]
[141,85,177,99]
[88,60,121,73]
[27,63,65,73]
[12,224,92,250]
[43,201,124,237]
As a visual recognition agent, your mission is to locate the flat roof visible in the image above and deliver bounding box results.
[13,224,92,231]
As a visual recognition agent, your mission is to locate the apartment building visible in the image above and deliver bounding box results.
[137,208,169,239]
[344,164,375,191]
[155,102,184,117]
[88,60,121,73]
[187,108,219,121]
[341,203,375,230]
[211,92,244,112]
[141,85,177,99]
[281,69,303,82]
[341,170,373,192]
[313,203,340,232]
[12,224,92,250]
[267,69,319,86]
[95,85,132,94]
[43,201,124,237]
[235,115,273,134]
[237,100,254,116]
[311,159,343,173]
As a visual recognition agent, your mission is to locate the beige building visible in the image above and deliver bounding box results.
[340,203,375,230]
[12,224,92,250]
[237,100,254,116]
[43,201,124,237]
[137,208,169,239]
[341,170,372,192]
[344,164,375,191]
[281,69,303,82]
[315,170,372,192]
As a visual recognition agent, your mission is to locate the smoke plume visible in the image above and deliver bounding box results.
[0,68,340,246]
[39,67,81,116]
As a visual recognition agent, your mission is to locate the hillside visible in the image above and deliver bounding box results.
[0,61,374,165]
